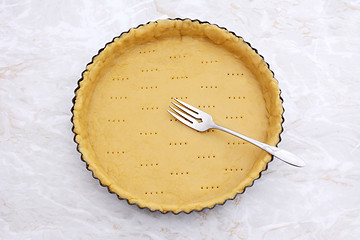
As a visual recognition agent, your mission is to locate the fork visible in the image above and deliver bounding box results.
[168,99,305,167]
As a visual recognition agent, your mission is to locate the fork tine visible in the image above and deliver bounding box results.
[174,98,201,114]
[167,110,194,128]
[172,102,199,119]
[169,106,197,123]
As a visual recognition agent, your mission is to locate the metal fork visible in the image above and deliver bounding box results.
[168,99,305,167]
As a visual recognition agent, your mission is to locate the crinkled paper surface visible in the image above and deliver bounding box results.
[0,0,359,239]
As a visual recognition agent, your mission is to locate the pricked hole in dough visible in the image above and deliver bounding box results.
[106,151,125,155]
[225,168,239,172]
[109,96,127,100]
[171,76,188,79]
[112,77,128,81]
[139,132,157,135]
[226,116,243,120]
[141,106,159,110]
[140,86,157,90]
[169,55,186,59]
[139,50,156,54]
[144,191,164,195]
[226,72,243,76]
[197,155,215,159]
[170,96,188,100]
[171,171,188,176]
[228,96,246,99]
[169,142,187,146]
[107,119,125,123]
[200,186,220,190]
[201,59,219,64]
[227,141,247,145]
[198,105,215,109]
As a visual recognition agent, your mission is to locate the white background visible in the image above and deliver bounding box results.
[1,0,360,239]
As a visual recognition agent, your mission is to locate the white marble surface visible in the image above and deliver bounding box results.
[1,0,360,239]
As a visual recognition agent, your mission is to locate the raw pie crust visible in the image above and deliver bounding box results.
[72,19,283,213]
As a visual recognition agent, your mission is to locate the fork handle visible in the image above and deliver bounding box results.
[214,125,305,167]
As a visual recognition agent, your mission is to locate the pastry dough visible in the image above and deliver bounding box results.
[72,19,283,213]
